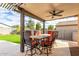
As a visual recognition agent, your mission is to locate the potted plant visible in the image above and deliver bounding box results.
[48,25,55,30]
[26,18,35,35]
[36,22,42,35]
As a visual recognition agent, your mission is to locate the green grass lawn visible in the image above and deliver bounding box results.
[0,34,20,44]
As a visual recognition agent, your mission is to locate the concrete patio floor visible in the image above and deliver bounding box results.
[0,40,20,56]
[0,40,78,56]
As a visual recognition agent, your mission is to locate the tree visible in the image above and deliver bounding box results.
[48,25,54,30]
[11,25,20,34]
[12,25,27,34]
[27,18,35,30]
[36,22,41,30]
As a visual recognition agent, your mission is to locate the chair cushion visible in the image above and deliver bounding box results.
[41,31,55,47]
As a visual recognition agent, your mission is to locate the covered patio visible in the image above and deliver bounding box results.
[0,3,79,56]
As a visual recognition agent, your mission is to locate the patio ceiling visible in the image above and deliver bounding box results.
[20,3,79,21]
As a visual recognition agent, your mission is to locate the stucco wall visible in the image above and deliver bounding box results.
[57,21,78,25]
[56,25,78,41]
[56,25,78,30]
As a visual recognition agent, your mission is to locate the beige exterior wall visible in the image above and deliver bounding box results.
[56,25,78,30]
[56,20,78,30]
[0,27,14,35]
[56,20,78,41]
[72,31,78,41]
[0,24,15,35]
[56,26,78,41]
[57,21,78,25]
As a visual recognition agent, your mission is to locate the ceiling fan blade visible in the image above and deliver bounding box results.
[55,10,64,14]
[49,11,53,14]
[55,14,62,16]
[53,9,56,14]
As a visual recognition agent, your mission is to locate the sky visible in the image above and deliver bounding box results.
[0,7,41,27]
[0,7,20,26]
[0,7,77,28]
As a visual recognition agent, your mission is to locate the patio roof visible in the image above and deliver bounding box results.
[0,3,79,21]
[0,3,22,10]
[20,3,79,21]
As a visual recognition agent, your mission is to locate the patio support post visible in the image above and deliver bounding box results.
[20,8,25,52]
[43,20,45,33]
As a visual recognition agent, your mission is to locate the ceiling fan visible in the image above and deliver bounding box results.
[47,9,64,18]
[46,4,64,18]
